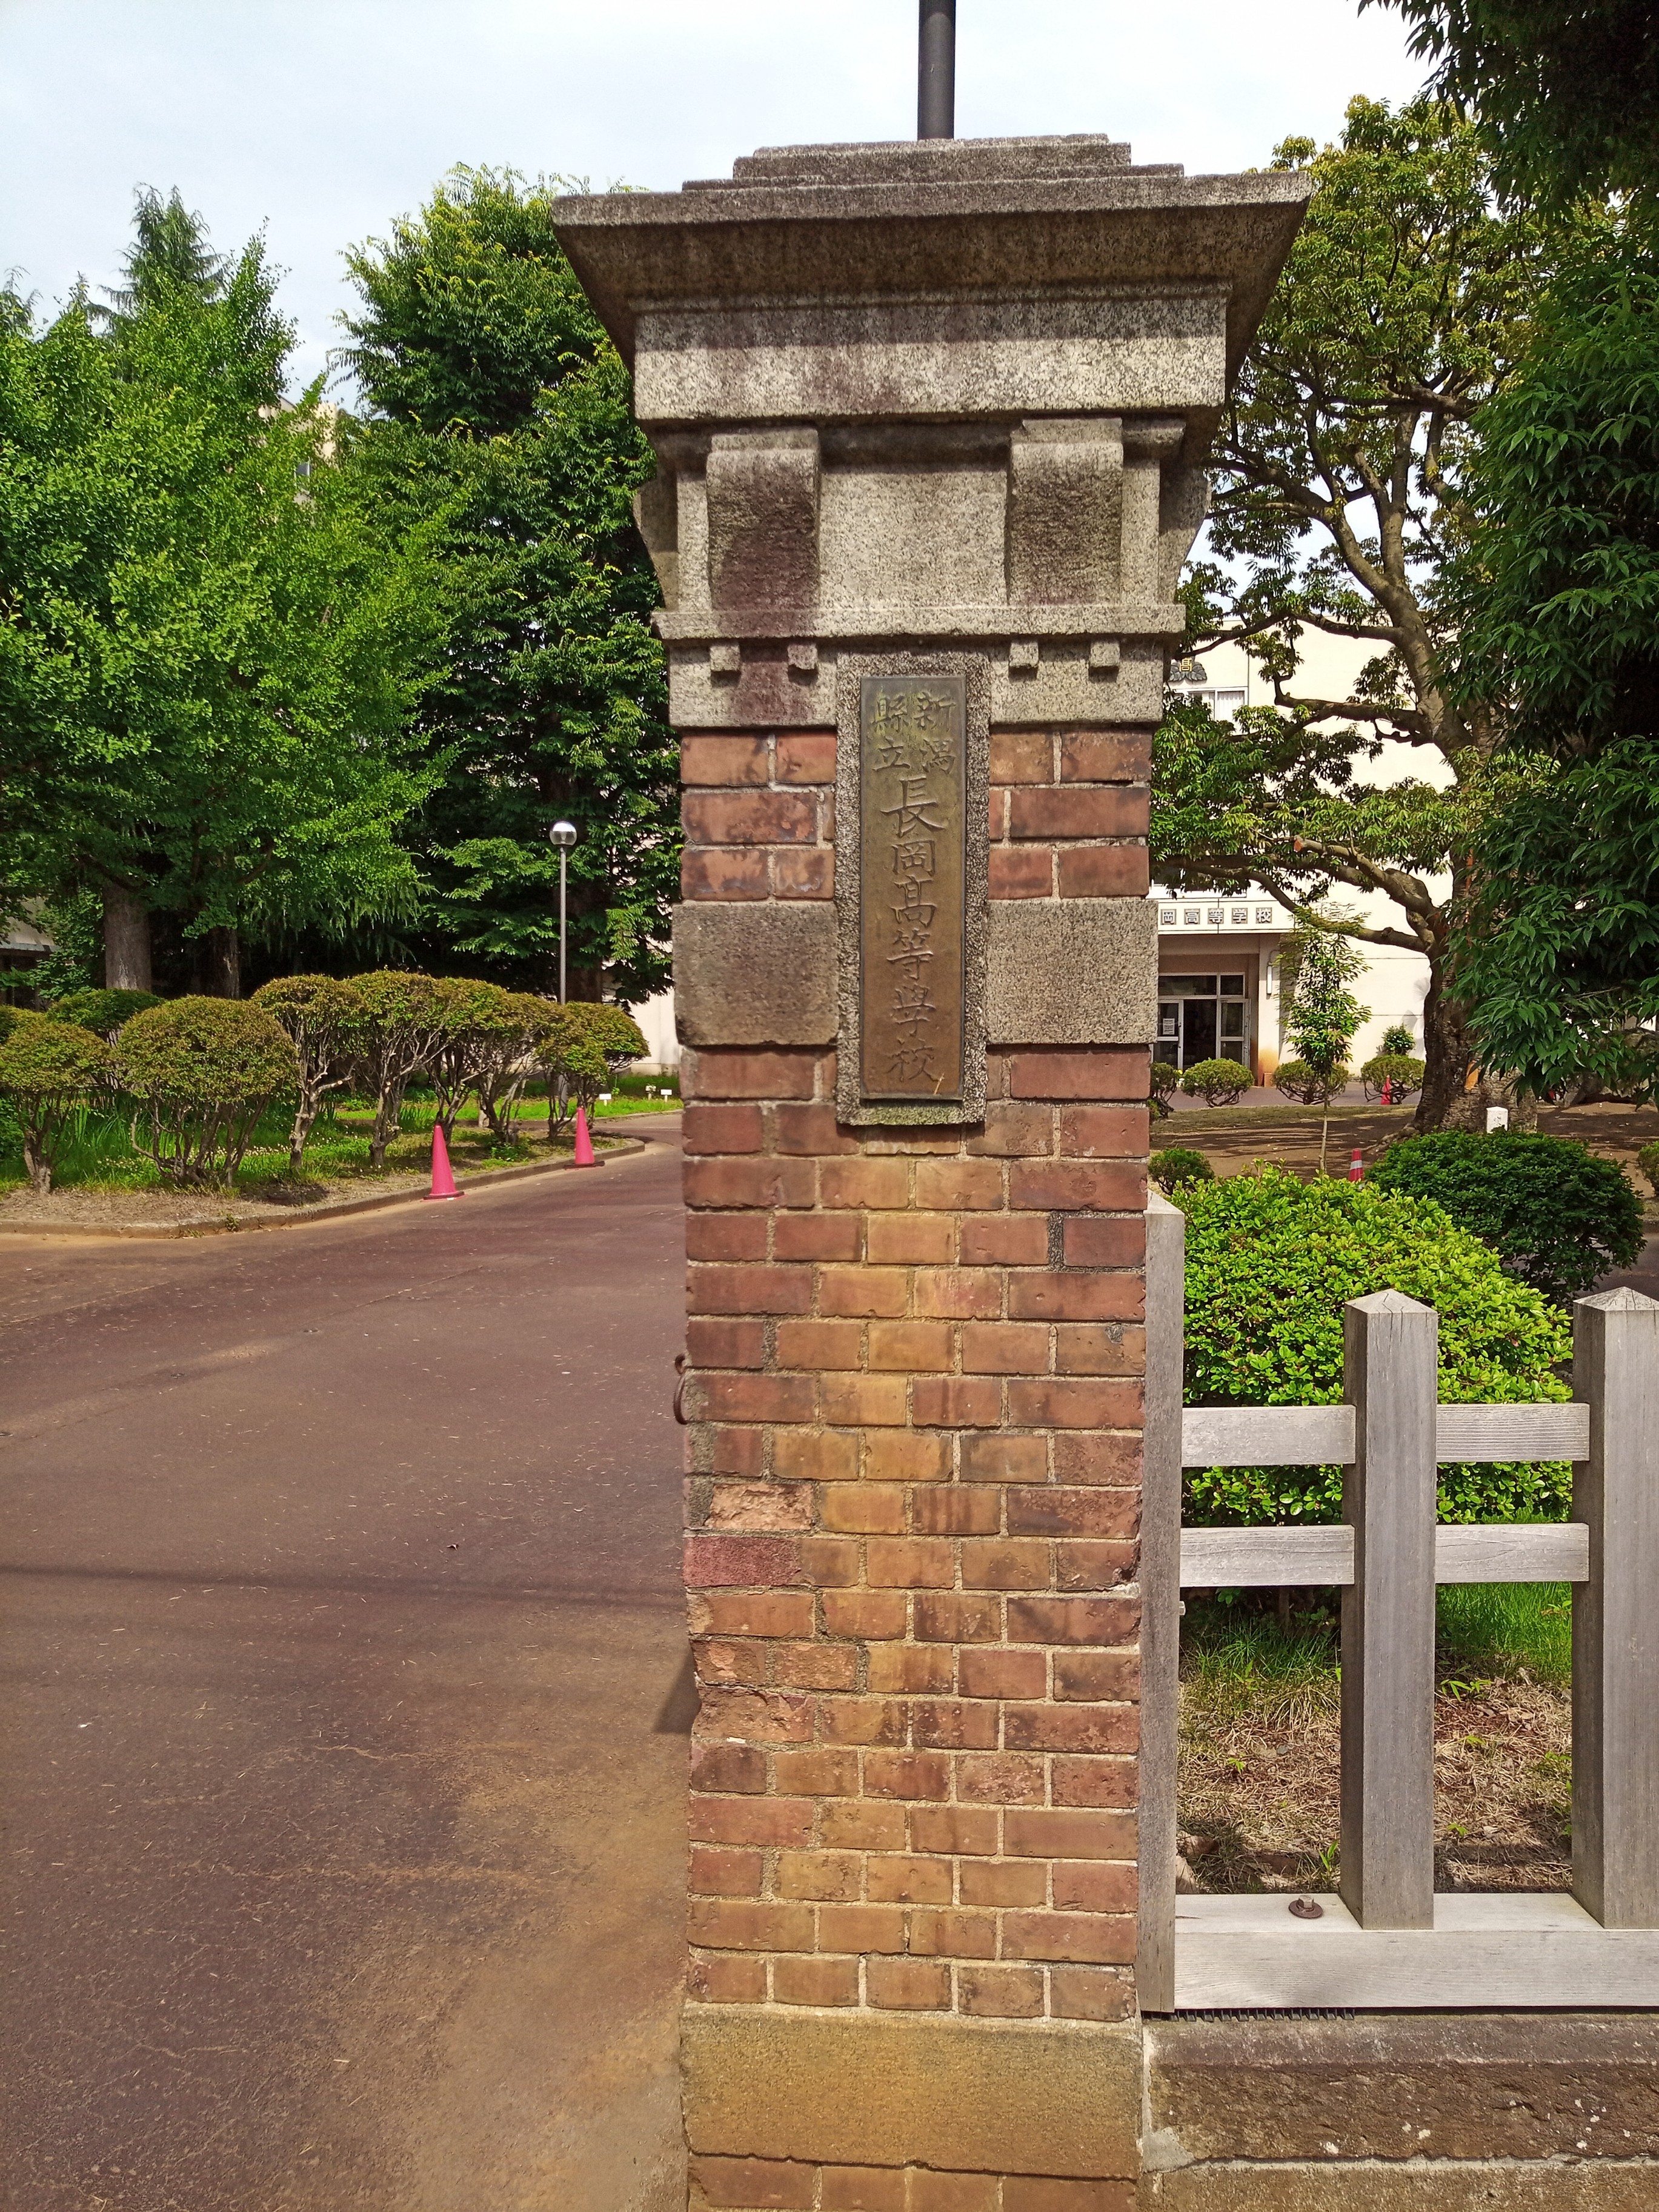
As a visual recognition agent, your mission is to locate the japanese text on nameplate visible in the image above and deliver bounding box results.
[859,675,966,1100]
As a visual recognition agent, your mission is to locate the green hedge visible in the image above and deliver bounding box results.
[1180,1168,1572,1527]
[1369,1129,1643,1303]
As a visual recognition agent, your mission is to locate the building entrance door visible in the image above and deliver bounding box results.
[1155,973,1250,1070]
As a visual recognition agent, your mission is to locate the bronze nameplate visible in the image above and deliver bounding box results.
[859,674,967,1101]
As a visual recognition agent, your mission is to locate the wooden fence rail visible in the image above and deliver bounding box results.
[1137,1194,1659,2013]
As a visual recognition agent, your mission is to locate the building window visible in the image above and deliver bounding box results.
[1155,971,1252,1071]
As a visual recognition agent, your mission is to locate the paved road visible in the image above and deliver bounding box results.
[1,1124,690,2212]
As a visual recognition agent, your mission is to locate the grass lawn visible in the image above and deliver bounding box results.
[1178,1586,1572,1896]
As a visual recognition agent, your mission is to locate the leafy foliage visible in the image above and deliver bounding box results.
[1280,926,1369,1082]
[0,1012,115,1192]
[539,999,647,1124]
[1273,1058,1352,1107]
[344,971,448,1168]
[1180,1168,1572,1525]
[248,973,364,1170]
[1360,1051,1426,1100]
[1179,1058,1252,1106]
[118,997,297,1187]
[1637,1140,1659,1199]
[340,168,677,1004]
[1449,221,1659,1089]
[45,989,161,1038]
[1150,1146,1214,1194]
[1382,1024,1417,1054]
[1365,0,1659,210]
[0,198,446,981]
[1368,1129,1644,1301]
[1157,98,1553,1126]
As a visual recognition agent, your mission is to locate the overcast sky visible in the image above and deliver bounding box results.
[1,0,1425,391]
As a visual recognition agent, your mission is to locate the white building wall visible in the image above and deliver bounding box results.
[1158,632,1447,1074]
[629,986,681,1072]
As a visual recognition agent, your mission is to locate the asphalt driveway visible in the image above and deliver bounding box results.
[0,1123,689,2212]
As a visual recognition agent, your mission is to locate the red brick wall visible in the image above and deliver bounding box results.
[679,722,1151,2036]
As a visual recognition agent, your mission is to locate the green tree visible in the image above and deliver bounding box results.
[249,973,364,1171]
[0,196,447,996]
[339,167,678,1005]
[1279,922,1369,1168]
[1448,218,1659,1092]
[1366,0,1659,210]
[0,1014,115,1193]
[1153,98,1551,1129]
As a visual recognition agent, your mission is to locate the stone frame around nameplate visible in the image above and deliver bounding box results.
[835,651,990,1128]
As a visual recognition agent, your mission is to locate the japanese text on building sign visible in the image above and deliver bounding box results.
[859,676,966,1100]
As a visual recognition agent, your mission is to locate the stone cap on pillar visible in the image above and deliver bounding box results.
[553,135,1310,729]
[553,135,1312,436]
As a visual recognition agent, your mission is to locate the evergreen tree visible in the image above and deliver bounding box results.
[339,167,677,1005]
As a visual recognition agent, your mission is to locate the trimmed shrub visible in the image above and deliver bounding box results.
[1369,1129,1643,1304]
[1638,1140,1659,1200]
[427,977,516,1140]
[1179,1057,1252,1107]
[45,988,162,1039]
[1181,1167,1573,1527]
[345,972,447,1168]
[1149,1057,1180,1120]
[1150,1146,1214,1194]
[0,1012,116,1192]
[250,975,365,1172]
[1274,1057,1350,1107]
[540,1001,648,1129]
[1381,1024,1415,1055]
[475,993,558,1141]
[118,998,297,1187]
[1360,1051,1425,1102]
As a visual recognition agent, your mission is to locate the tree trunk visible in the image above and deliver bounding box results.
[1414,968,1475,1133]
[201,926,241,998]
[102,886,153,992]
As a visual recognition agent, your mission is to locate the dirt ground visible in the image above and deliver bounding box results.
[1179,1675,1572,1897]
[0,1128,636,1233]
[1161,1096,1659,1195]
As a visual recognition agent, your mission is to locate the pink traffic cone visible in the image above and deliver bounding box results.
[1381,1075,1393,1106]
[1348,1148,1365,1183]
[425,1122,463,1200]
[573,1106,597,1167]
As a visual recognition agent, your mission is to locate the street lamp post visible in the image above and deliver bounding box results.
[548,820,577,1002]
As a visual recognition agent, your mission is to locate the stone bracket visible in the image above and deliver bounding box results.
[986,898,1158,1045]
[671,901,837,1047]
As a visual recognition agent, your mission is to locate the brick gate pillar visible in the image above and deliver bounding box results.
[557,138,1308,2208]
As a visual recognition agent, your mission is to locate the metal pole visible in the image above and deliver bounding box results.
[559,849,567,1004]
[918,0,956,139]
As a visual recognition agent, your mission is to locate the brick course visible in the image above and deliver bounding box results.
[679,723,1149,2028]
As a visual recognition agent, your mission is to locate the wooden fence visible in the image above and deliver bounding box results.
[1138,1193,1659,2012]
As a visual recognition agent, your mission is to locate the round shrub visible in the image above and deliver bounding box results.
[1149,1058,1180,1119]
[1182,1167,1573,1527]
[119,997,298,1186]
[250,974,365,1171]
[45,988,163,1039]
[0,1012,115,1193]
[1360,1051,1425,1102]
[1274,1057,1350,1106]
[540,1001,648,1127]
[1381,1024,1415,1055]
[1179,1057,1252,1107]
[1636,1140,1659,1200]
[1368,1129,1643,1304]
[1150,1146,1214,1194]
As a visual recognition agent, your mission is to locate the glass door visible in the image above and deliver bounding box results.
[1154,974,1251,1070]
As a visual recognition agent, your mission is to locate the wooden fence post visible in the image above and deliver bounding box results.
[1136,1192,1185,2013]
[1572,1286,1659,1927]
[1340,1291,1437,1929]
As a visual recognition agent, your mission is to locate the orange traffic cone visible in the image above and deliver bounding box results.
[573,1106,597,1167]
[426,1122,463,1200]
